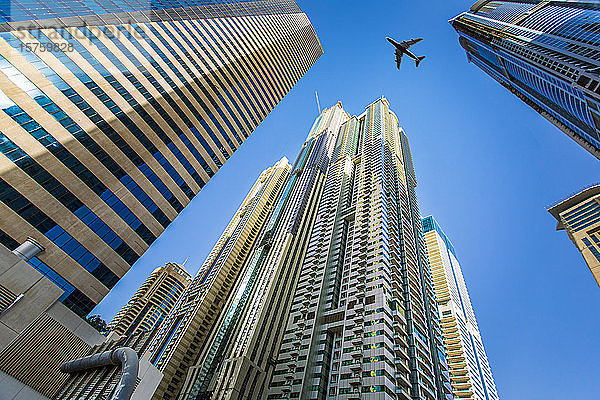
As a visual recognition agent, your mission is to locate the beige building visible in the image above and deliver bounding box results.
[148,157,292,400]
[0,0,323,318]
[422,216,499,400]
[268,100,452,400]
[548,184,600,287]
[108,263,191,338]
[0,241,105,399]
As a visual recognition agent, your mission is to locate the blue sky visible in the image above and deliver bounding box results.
[94,1,600,398]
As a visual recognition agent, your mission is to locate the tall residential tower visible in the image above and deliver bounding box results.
[0,0,322,317]
[267,99,451,400]
[451,0,600,159]
[149,157,292,400]
[108,262,192,338]
[149,99,453,400]
[422,216,499,400]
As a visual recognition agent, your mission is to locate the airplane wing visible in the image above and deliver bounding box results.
[395,48,403,69]
[400,37,423,48]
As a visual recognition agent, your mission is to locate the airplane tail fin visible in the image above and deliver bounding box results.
[416,56,426,67]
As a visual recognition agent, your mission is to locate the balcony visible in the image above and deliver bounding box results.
[350,363,362,372]
[349,376,362,386]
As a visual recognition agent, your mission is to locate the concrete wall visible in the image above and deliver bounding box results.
[0,245,105,399]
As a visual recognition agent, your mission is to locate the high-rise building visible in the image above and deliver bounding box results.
[548,184,600,287]
[149,157,292,400]
[0,0,322,317]
[268,99,451,400]
[183,103,349,400]
[451,0,600,159]
[422,216,499,400]
[148,99,453,400]
[108,262,192,338]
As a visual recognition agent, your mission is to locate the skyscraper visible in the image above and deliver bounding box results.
[548,184,600,288]
[451,0,600,159]
[0,0,322,317]
[108,262,192,338]
[147,99,453,400]
[149,157,292,400]
[184,103,349,400]
[422,216,499,400]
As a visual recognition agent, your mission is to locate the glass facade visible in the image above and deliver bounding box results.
[0,0,322,316]
[452,0,600,160]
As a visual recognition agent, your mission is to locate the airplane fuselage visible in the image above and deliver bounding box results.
[386,37,418,61]
[386,36,425,69]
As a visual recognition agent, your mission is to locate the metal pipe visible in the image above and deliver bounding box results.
[12,237,44,261]
[60,347,139,400]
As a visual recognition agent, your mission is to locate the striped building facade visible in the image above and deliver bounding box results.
[422,216,499,400]
[107,262,192,338]
[451,0,600,159]
[149,157,292,400]
[0,0,322,317]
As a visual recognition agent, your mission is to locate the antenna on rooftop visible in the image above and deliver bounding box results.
[315,91,321,114]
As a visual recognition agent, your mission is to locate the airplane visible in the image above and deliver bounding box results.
[387,37,426,69]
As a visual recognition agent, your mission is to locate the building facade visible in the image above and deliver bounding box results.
[451,0,600,159]
[548,184,600,287]
[108,262,191,338]
[0,242,106,400]
[186,103,349,400]
[267,99,451,400]
[0,0,322,317]
[147,99,454,400]
[422,216,499,400]
[149,157,292,400]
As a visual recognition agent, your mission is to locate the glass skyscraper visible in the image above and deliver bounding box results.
[422,216,499,400]
[0,0,322,317]
[451,0,600,159]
